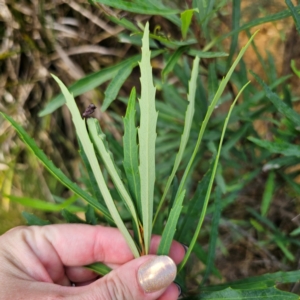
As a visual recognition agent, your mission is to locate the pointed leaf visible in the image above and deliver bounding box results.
[52,75,140,257]
[180,9,199,39]
[0,112,113,222]
[123,88,141,217]
[138,22,158,254]
[39,51,163,116]
[102,62,133,111]
[154,56,199,225]
[157,189,186,255]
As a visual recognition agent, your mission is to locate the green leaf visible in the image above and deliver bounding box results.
[52,74,140,258]
[227,0,241,67]
[176,168,212,243]
[123,88,141,218]
[22,212,51,226]
[85,262,112,276]
[291,59,300,78]
[183,287,299,299]
[6,194,81,212]
[0,112,113,222]
[138,22,158,254]
[162,46,189,82]
[154,56,199,225]
[248,137,300,157]
[38,51,163,116]
[213,4,300,47]
[251,71,300,127]
[78,137,103,204]
[179,81,251,271]
[202,187,222,285]
[87,118,142,248]
[261,171,275,216]
[176,31,258,209]
[85,205,98,225]
[180,9,199,39]
[62,209,86,223]
[290,226,300,236]
[286,0,300,34]
[188,49,228,58]
[204,269,300,291]
[102,62,133,111]
[157,189,186,255]
[91,0,179,15]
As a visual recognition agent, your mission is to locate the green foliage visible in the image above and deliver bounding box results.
[2,1,300,298]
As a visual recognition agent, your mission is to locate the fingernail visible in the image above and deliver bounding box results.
[174,282,182,297]
[138,256,177,293]
[181,243,189,254]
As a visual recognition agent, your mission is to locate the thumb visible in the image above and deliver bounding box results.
[78,255,178,300]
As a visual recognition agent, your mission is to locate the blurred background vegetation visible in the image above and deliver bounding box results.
[1,0,300,291]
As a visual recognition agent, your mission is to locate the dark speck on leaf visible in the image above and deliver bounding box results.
[82,104,96,118]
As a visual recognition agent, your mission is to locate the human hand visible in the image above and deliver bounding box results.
[0,224,185,300]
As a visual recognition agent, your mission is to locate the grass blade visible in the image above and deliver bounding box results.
[123,88,141,218]
[0,112,113,222]
[179,81,251,271]
[52,74,140,258]
[153,56,199,225]
[227,0,241,67]
[202,187,222,285]
[285,0,300,34]
[157,189,186,255]
[176,32,257,201]
[102,62,133,111]
[162,46,189,82]
[92,0,179,15]
[204,269,300,291]
[22,212,51,226]
[38,51,163,116]
[251,71,300,127]
[138,22,158,254]
[248,138,300,157]
[260,171,275,216]
[85,262,112,276]
[6,194,80,212]
[184,287,299,299]
[176,168,212,243]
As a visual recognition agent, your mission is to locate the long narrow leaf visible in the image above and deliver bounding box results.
[176,168,212,243]
[102,62,133,111]
[202,187,222,285]
[87,118,142,250]
[248,137,300,157]
[0,112,113,222]
[183,287,298,300]
[39,50,163,116]
[251,71,300,127]
[138,22,158,254]
[52,75,140,258]
[6,194,81,212]
[157,189,186,255]
[123,88,141,217]
[179,81,251,271]
[203,269,300,291]
[286,0,300,34]
[176,32,257,201]
[92,0,179,15]
[162,46,189,82]
[261,171,275,217]
[153,56,199,225]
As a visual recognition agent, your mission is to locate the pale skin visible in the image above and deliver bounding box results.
[0,224,185,300]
